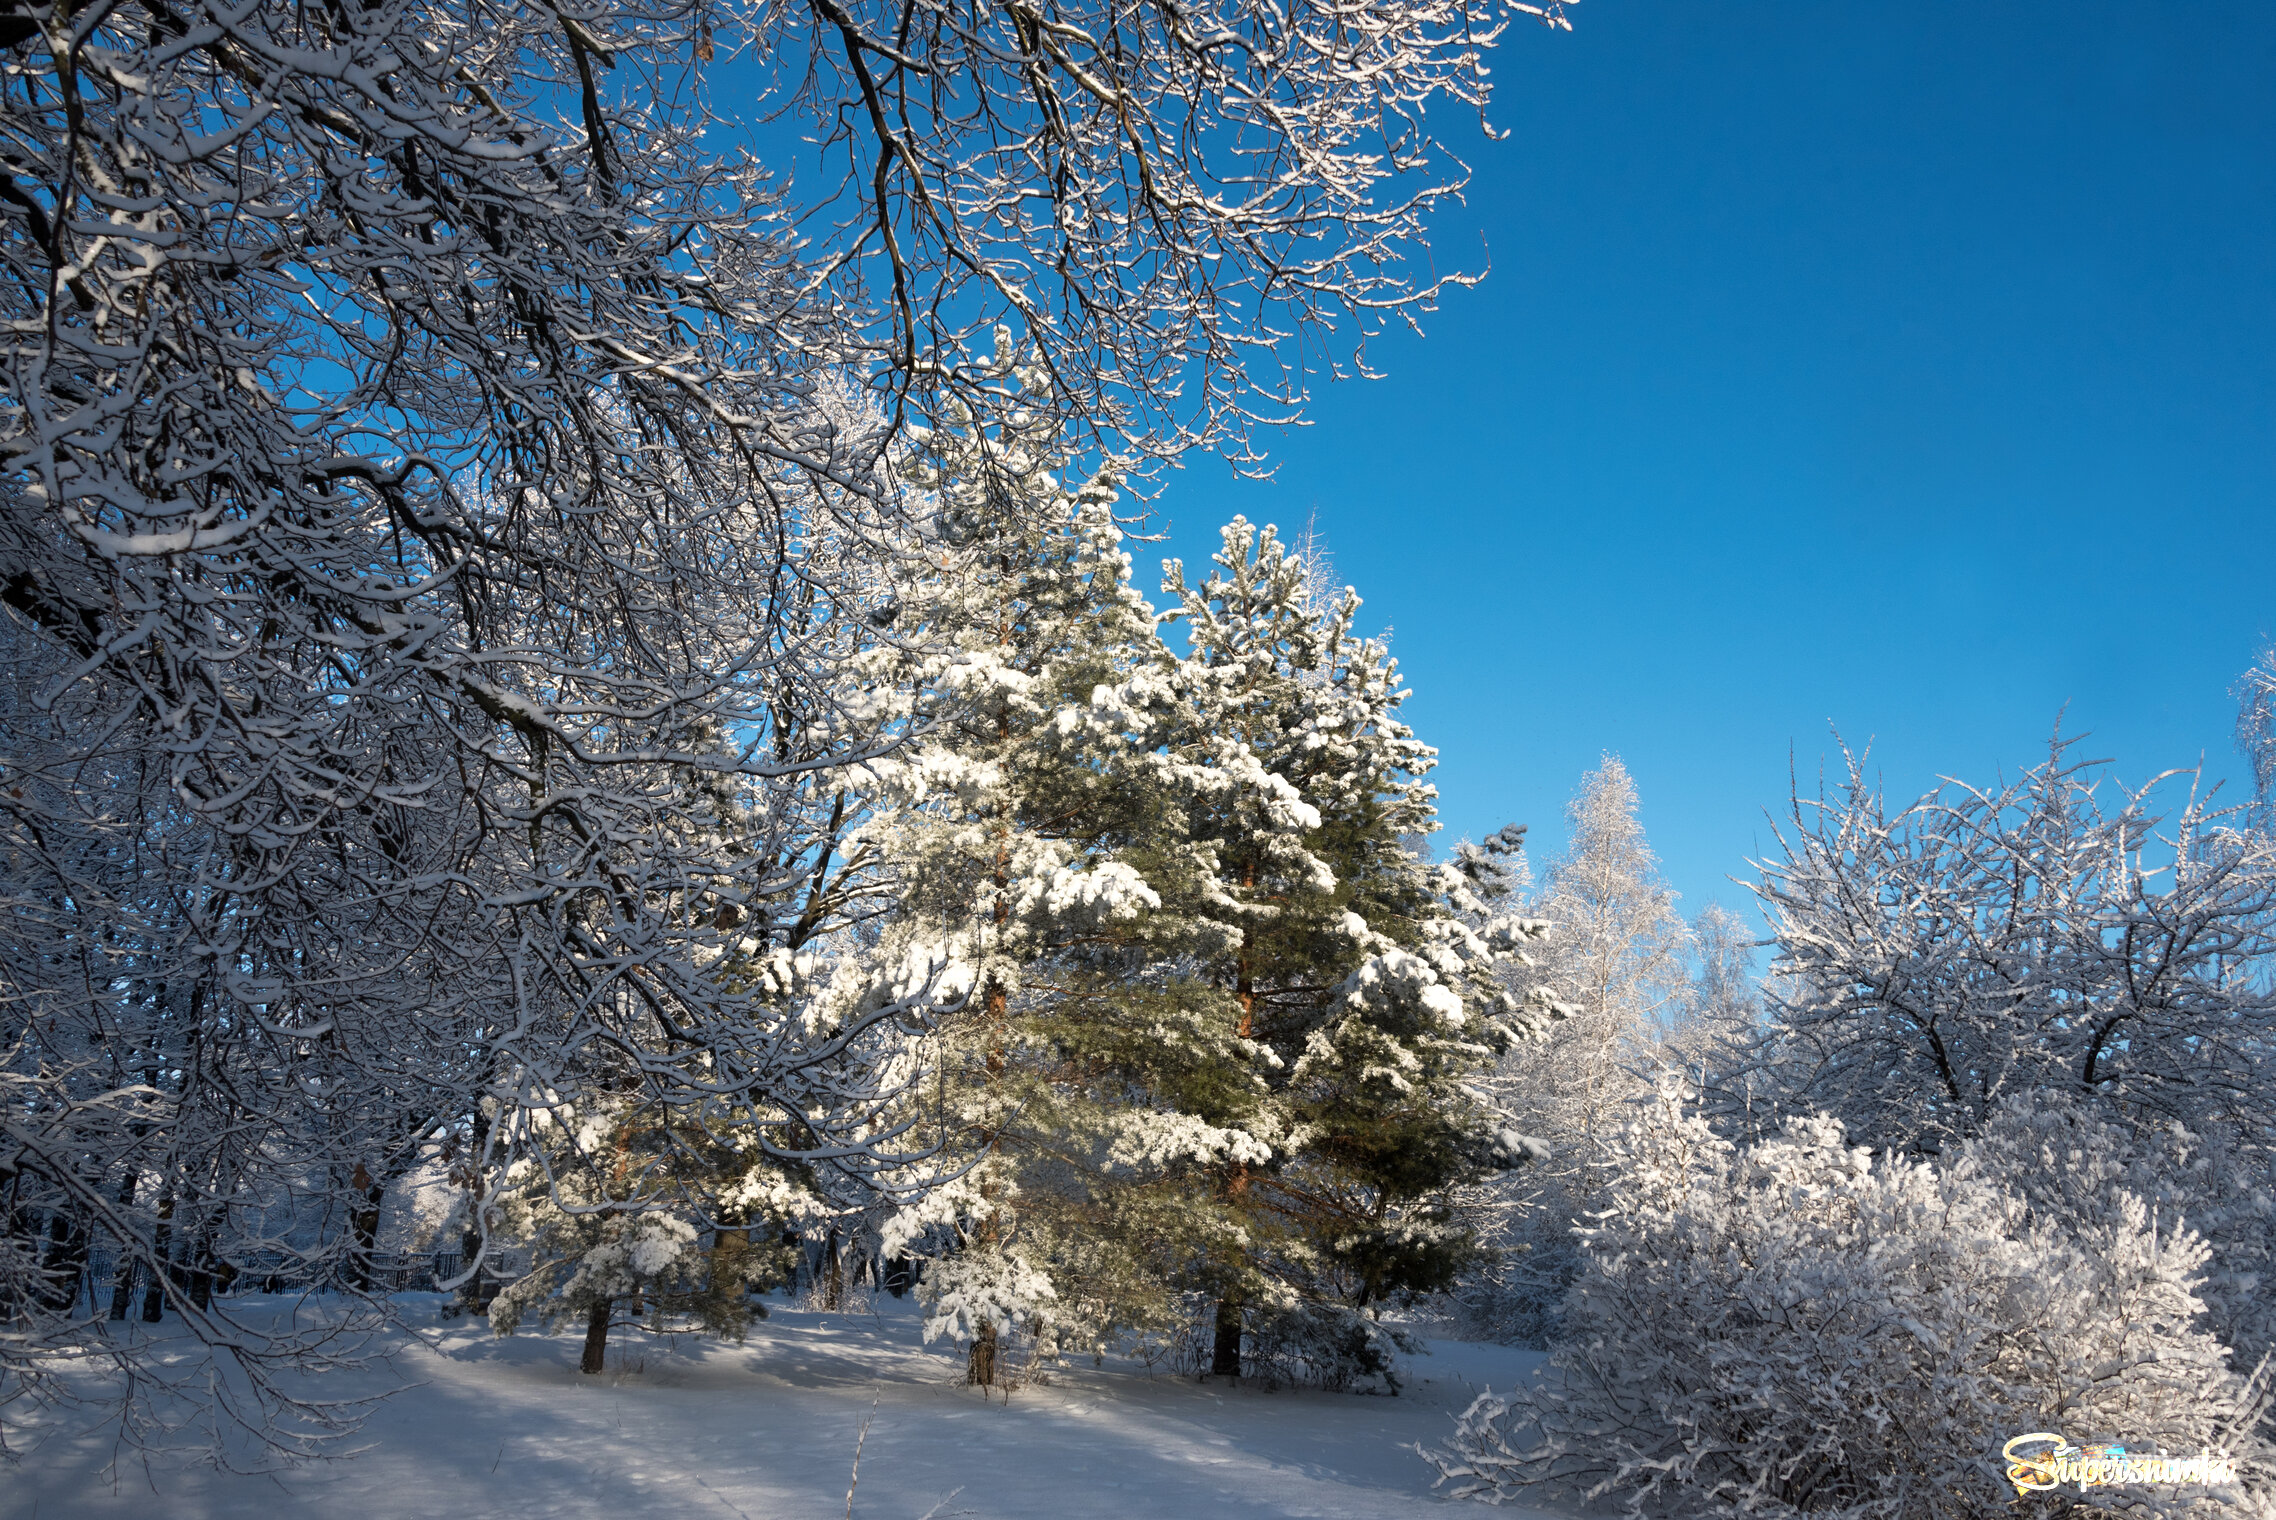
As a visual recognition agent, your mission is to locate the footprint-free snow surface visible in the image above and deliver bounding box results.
[9,1295,1558,1519]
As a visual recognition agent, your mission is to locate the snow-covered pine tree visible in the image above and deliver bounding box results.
[1123,519,1559,1385]
[862,502,1558,1388]
[848,397,1172,1384]
[473,727,846,1374]
[480,474,925,1373]
[483,1085,814,1374]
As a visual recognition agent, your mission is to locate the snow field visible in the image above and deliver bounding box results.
[8,1295,1559,1520]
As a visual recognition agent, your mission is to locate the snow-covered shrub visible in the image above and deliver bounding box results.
[1965,1094,2276,1374]
[1422,1094,2272,1520]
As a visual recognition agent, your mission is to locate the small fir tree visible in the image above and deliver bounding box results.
[485,1090,813,1374]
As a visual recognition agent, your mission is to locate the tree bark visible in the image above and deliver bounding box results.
[456,1083,494,1318]
[579,1297,612,1375]
[456,1224,486,1314]
[1210,1295,1243,1381]
[966,1320,998,1386]
[0,1178,23,1328]
[187,1223,223,1311]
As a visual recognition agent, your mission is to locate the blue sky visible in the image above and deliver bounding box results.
[1146,0,2276,938]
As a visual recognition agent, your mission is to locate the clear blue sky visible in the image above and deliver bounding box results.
[1148,0,2276,937]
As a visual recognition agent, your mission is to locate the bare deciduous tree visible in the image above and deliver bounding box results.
[1747,736,2276,1154]
[757,0,1573,464]
[0,0,1572,1461]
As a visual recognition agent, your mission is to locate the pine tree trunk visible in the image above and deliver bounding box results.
[353,1190,384,1286]
[1215,869,1254,1387]
[1210,1295,1243,1381]
[579,1297,612,1375]
[108,1255,138,1321]
[966,1320,998,1387]
[953,687,1021,1397]
[457,1223,485,1315]
[0,1180,24,1327]
[823,1226,843,1310]
[456,1083,493,1318]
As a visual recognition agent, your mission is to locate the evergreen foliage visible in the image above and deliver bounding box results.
[849,422,1561,1385]
[484,1090,810,1373]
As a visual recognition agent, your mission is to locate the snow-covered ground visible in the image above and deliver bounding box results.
[8,1296,1556,1519]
